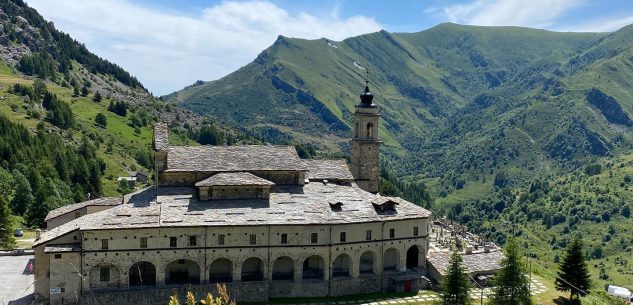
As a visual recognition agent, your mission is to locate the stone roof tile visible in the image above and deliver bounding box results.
[195,172,274,187]
[44,197,121,222]
[427,250,504,276]
[305,159,354,181]
[35,183,432,245]
[166,145,308,172]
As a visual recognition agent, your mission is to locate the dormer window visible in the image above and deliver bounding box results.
[372,197,399,214]
[329,201,343,212]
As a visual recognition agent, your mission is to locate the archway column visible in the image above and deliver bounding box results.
[157,265,166,287]
[398,249,407,272]
[323,259,330,281]
[232,261,242,282]
[293,260,303,282]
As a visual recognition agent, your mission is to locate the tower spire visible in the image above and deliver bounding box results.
[359,69,375,107]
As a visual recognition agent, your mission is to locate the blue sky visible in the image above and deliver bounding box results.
[27,0,633,95]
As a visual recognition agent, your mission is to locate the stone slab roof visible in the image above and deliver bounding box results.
[44,243,82,253]
[44,197,121,222]
[166,145,308,172]
[195,172,274,187]
[153,122,169,151]
[427,250,504,276]
[305,159,354,182]
[34,182,431,245]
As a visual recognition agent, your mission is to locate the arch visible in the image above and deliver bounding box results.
[209,258,232,283]
[165,259,200,285]
[406,245,421,269]
[241,257,264,282]
[272,256,294,281]
[383,248,399,272]
[129,261,156,287]
[366,122,374,138]
[302,255,325,280]
[332,253,351,278]
[359,251,375,274]
[355,121,360,138]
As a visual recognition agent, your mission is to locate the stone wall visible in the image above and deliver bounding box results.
[40,219,429,304]
[160,171,305,187]
[82,281,268,305]
[49,252,82,305]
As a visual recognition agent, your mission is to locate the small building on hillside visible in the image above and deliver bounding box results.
[130,171,149,183]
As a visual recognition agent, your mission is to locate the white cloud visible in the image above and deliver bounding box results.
[26,0,381,95]
[442,0,584,29]
[560,15,633,32]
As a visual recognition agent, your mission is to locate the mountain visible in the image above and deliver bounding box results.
[0,0,257,227]
[166,23,633,196]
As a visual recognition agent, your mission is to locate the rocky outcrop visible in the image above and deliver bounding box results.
[586,88,633,126]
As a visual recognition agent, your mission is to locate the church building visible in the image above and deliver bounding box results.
[32,85,431,304]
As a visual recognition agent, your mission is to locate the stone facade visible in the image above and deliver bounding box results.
[35,221,429,305]
[33,85,432,305]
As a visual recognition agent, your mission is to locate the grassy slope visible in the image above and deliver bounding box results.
[0,62,192,196]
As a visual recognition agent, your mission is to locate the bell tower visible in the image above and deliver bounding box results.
[351,82,381,193]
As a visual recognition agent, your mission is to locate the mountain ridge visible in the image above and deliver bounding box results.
[165,23,632,179]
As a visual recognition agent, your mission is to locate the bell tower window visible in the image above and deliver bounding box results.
[367,123,374,138]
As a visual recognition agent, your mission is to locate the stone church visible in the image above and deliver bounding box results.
[32,85,432,304]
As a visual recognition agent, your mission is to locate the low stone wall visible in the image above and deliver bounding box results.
[81,282,268,305]
[359,275,382,293]
[269,280,329,298]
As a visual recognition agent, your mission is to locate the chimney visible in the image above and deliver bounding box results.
[153,123,169,174]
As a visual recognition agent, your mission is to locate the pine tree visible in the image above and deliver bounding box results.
[556,238,591,300]
[489,237,532,305]
[73,85,79,97]
[0,195,15,249]
[439,251,471,305]
[95,113,107,127]
[92,91,102,103]
[10,171,33,215]
[81,86,89,97]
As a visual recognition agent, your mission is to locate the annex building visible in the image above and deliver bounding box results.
[32,85,432,305]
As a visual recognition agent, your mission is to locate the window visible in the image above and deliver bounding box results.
[311,233,318,244]
[249,234,256,245]
[101,239,108,250]
[281,233,288,244]
[340,232,346,243]
[366,230,372,241]
[169,237,177,248]
[218,234,225,245]
[367,122,374,138]
[100,267,110,282]
[413,226,419,236]
[389,228,395,238]
[140,237,148,248]
[189,235,197,246]
[54,254,62,259]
